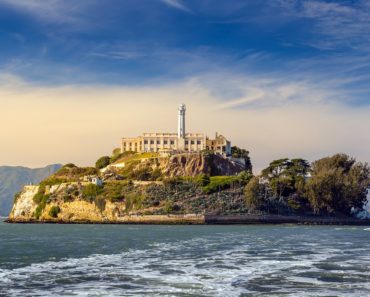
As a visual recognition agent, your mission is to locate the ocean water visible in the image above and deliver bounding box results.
[0,220,370,296]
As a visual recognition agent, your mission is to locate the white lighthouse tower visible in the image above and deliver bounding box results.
[177,104,186,151]
[178,104,186,139]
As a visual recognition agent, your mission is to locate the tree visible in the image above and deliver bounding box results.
[305,154,370,215]
[244,177,266,211]
[261,158,310,201]
[231,146,252,171]
[95,156,111,169]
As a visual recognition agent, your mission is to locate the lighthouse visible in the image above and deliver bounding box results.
[121,103,230,155]
[178,104,186,139]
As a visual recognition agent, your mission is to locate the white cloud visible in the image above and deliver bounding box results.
[160,0,191,13]
[0,73,369,173]
[0,0,89,26]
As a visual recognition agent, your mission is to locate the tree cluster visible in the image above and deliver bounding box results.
[245,154,370,216]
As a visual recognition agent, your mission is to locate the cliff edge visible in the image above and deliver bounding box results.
[8,151,251,223]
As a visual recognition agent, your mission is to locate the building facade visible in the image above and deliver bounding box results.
[121,104,231,155]
[206,133,231,156]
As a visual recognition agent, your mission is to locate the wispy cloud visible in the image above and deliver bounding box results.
[276,0,370,51]
[89,51,145,61]
[0,0,90,27]
[0,73,369,171]
[160,0,191,13]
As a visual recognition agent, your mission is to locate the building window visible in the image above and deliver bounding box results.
[197,140,201,145]
[144,140,148,144]
[150,140,154,144]
[170,140,174,145]
[164,140,168,144]
[185,140,189,145]
[123,142,126,146]
[157,140,160,145]
[191,140,195,145]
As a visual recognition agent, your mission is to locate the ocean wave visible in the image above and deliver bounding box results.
[1,228,370,296]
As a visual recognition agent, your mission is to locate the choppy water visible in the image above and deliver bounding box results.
[1,220,370,296]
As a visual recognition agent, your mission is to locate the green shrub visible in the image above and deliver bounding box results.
[63,163,77,169]
[95,156,111,169]
[63,193,74,202]
[82,184,103,201]
[172,203,181,212]
[125,192,145,213]
[49,206,61,218]
[32,185,51,219]
[164,200,174,213]
[237,171,253,185]
[151,168,162,180]
[110,148,124,163]
[39,177,68,188]
[52,165,97,181]
[131,167,152,181]
[194,174,210,186]
[33,190,47,204]
[118,160,140,179]
[101,180,129,202]
[34,205,43,220]
[244,177,266,211]
[94,197,106,212]
[202,176,240,194]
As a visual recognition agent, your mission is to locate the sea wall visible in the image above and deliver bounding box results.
[6,214,205,224]
[205,214,370,225]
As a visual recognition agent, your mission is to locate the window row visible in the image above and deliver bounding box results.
[124,140,203,146]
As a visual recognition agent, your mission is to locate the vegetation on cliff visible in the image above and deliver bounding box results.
[245,154,370,216]
[8,149,370,222]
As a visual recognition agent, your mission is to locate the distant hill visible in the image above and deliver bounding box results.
[0,164,62,216]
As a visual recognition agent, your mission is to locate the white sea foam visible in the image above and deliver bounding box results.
[1,228,370,296]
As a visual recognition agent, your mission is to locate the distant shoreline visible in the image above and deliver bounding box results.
[5,214,370,226]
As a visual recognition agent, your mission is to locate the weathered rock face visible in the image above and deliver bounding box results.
[8,184,126,222]
[8,185,204,224]
[162,153,246,177]
[10,185,39,219]
[137,153,246,177]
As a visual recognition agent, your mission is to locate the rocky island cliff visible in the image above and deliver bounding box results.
[8,150,251,224]
[7,150,370,225]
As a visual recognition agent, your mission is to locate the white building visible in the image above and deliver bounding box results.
[121,104,231,155]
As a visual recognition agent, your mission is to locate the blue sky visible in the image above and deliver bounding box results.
[0,0,370,169]
[1,0,370,99]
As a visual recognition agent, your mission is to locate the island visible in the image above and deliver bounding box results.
[7,105,370,225]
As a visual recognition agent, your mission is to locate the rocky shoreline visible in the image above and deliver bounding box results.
[5,214,370,225]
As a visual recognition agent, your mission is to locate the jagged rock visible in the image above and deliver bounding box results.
[160,153,245,177]
[133,153,246,177]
